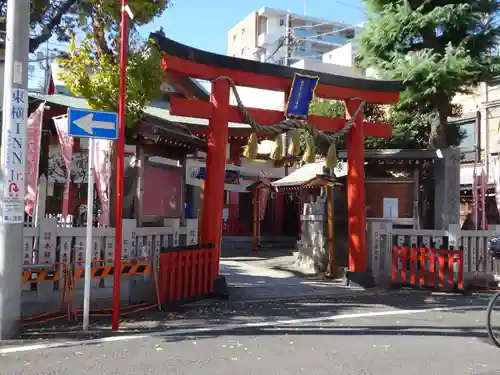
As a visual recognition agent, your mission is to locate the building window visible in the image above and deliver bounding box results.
[459,119,476,161]
[342,29,355,39]
[280,17,285,27]
[241,27,246,35]
[258,16,268,35]
[232,33,237,41]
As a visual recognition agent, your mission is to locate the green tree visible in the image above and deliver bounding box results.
[308,98,390,152]
[58,1,168,127]
[57,1,170,223]
[0,0,80,54]
[309,98,464,150]
[356,0,500,148]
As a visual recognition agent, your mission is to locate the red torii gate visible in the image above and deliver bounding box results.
[151,33,404,277]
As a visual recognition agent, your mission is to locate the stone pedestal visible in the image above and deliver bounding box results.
[434,149,460,229]
[296,198,329,273]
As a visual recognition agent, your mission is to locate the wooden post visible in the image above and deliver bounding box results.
[327,184,335,274]
[198,180,204,244]
[201,78,230,277]
[345,99,367,272]
[135,137,145,227]
[252,188,259,251]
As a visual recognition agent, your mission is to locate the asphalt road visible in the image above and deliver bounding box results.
[2,291,500,375]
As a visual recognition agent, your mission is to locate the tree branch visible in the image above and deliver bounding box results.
[91,10,112,58]
[28,0,80,53]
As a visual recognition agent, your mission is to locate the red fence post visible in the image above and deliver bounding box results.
[428,250,435,288]
[392,246,398,284]
[447,252,455,288]
[438,253,445,288]
[419,248,426,287]
[458,251,464,290]
[169,252,177,301]
[184,251,191,299]
[190,250,197,297]
[400,247,407,283]
[410,248,417,285]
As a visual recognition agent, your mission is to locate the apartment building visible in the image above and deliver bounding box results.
[227,7,361,65]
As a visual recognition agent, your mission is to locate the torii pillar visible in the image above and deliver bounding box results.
[345,98,366,272]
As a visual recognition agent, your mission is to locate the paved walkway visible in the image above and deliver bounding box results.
[219,258,361,301]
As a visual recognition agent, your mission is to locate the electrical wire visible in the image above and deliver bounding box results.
[288,1,364,30]
[265,37,286,62]
[300,24,361,40]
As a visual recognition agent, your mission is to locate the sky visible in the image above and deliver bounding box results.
[139,0,366,55]
[29,0,366,90]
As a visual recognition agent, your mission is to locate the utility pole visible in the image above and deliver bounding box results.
[0,0,30,339]
[112,0,133,331]
[283,12,292,176]
[284,13,292,67]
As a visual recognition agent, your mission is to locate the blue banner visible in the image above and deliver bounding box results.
[285,73,319,118]
[195,167,240,184]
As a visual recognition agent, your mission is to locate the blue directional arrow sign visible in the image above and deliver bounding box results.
[67,108,118,140]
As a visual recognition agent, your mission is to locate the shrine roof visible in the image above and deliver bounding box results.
[337,149,440,162]
[272,161,348,188]
[150,33,405,94]
[29,93,207,150]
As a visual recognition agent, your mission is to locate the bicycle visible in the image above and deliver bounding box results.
[486,236,500,348]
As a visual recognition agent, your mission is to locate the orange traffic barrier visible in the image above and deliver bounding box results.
[74,263,150,280]
[22,268,59,283]
[392,246,464,291]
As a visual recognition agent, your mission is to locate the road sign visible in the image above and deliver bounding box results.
[66,106,117,330]
[67,108,118,140]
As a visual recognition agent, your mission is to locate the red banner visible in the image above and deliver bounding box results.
[53,116,74,217]
[94,140,112,226]
[258,187,269,221]
[472,164,477,228]
[481,169,487,230]
[25,103,45,216]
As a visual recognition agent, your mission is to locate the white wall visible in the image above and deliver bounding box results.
[453,83,500,155]
[0,60,5,109]
[291,58,364,78]
[322,43,354,67]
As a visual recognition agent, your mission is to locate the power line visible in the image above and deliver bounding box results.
[265,37,286,62]
[301,23,363,40]
[289,1,365,30]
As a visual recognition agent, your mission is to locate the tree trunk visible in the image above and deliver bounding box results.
[429,95,451,149]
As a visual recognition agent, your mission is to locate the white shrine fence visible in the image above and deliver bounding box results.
[367,219,500,287]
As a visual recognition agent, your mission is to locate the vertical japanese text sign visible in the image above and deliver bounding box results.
[1,88,28,223]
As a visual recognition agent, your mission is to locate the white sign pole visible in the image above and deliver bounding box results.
[0,0,30,339]
[83,138,95,331]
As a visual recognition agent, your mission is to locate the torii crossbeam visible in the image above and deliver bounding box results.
[150,33,404,279]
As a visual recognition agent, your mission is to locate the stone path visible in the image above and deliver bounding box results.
[219,257,360,301]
